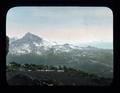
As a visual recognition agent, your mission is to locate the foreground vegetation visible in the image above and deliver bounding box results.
[6,62,112,86]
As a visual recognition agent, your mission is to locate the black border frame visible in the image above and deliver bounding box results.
[0,0,119,90]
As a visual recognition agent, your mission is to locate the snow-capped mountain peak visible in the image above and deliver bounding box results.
[22,32,43,43]
[8,32,102,55]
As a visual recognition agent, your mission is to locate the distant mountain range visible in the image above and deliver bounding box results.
[9,32,112,55]
[7,32,113,78]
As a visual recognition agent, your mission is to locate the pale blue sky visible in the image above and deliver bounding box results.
[6,7,113,43]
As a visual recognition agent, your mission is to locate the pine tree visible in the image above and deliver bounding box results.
[6,36,9,55]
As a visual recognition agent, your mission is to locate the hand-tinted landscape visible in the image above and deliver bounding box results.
[6,7,113,86]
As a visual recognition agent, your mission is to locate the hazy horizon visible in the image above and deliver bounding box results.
[9,31,113,49]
